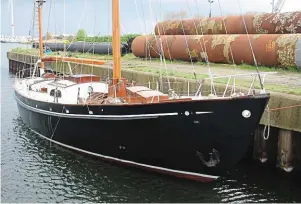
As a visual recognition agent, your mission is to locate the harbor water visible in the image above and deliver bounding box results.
[1,43,301,203]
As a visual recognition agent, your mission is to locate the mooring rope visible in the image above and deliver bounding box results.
[263,104,301,140]
[263,105,271,140]
[268,104,301,112]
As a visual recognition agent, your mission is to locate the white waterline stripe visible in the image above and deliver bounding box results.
[196,112,213,115]
[28,128,219,180]
[15,96,179,120]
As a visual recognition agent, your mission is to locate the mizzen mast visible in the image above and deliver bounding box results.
[112,0,121,81]
[37,0,45,69]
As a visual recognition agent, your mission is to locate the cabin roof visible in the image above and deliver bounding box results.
[126,86,152,93]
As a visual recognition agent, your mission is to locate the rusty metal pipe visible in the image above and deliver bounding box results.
[155,12,301,35]
[131,34,301,68]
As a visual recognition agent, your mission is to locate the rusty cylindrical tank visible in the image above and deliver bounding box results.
[155,12,301,35]
[131,34,301,68]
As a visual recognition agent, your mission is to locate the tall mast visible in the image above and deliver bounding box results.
[112,0,121,81]
[10,0,15,37]
[37,0,45,69]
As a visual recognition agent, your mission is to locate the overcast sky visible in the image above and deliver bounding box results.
[1,0,300,36]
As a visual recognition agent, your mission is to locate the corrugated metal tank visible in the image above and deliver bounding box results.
[155,12,301,35]
[131,34,301,68]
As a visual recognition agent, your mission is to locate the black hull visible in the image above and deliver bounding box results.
[15,91,269,182]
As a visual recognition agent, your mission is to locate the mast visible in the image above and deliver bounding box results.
[208,0,214,18]
[10,0,15,37]
[37,0,45,69]
[112,0,121,81]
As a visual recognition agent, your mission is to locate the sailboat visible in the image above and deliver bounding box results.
[13,0,270,182]
[1,0,18,43]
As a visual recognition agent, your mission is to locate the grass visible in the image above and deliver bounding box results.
[82,34,140,43]
[125,66,301,96]
[134,57,301,73]
[11,48,40,55]
[235,63,301,74]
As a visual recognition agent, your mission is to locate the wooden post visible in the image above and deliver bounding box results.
[253,125,279,165]
[295,132,301,171]
[278,129,294,172]
[253,126,269,163]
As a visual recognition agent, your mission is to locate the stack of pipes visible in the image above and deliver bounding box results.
[131,12,301,68]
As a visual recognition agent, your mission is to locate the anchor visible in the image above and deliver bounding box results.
[196,149,220,167]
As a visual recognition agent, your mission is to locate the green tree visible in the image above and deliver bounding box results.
[67,35,74,42]
[75,29,87,41]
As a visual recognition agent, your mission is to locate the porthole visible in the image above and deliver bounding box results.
[242,110,251,118]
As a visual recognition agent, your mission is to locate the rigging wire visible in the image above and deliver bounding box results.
[237,0,264,90]
[136,0,163,57]
[134,0,144,33]
[140,0,153,62]
[134,0,162,58]
[81,0,89,58]
[158,0,174,90]
[29,2,35,39]
[134,0,163,87]
[184,0,212,93]
[133,0,149,68]
[46,0,53,37]
[179,0,197,83]
[29,2,37,77]
[147,0,171,91]
[184,0,206,59]
[217,0,237,95]
[52,0,60,76]
[89,1,97,84]
[158,7,176,75]
[65,0,89,51]
[147,0,163,90]
[193,0,216,96]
